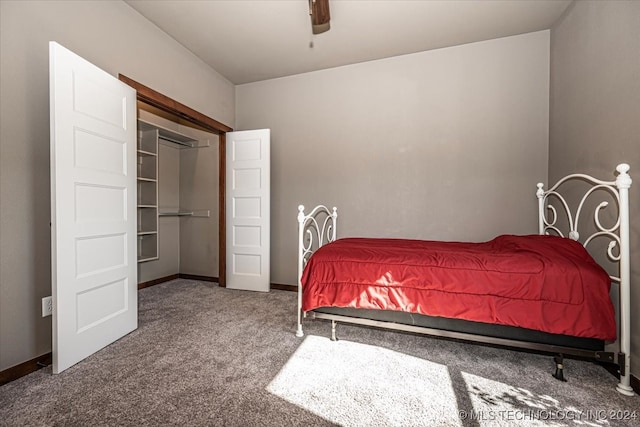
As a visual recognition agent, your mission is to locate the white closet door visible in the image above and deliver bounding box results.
[226,129,270,292]
[49,42,137,373]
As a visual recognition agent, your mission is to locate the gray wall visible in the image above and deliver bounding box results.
[549,0,640,378]
[0,0,234,371]
[179,131,220,278]
[236,31,550,286]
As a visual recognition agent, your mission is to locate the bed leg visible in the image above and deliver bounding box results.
[296,308,304,337]
[552,354,567,382]
[617,352,634,396]
[331,320,338,341]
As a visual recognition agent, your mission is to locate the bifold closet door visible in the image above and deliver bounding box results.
[49,42,137,373]
[226,129,270,292]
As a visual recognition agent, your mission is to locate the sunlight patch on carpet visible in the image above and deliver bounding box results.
[462,372,607,427]
[267,335,462,426]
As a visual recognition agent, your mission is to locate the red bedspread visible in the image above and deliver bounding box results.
[301,235,616,340]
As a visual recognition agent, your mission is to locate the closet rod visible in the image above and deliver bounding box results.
[159,212,193,217]
[159,210,210,218]
[158,135,194,148]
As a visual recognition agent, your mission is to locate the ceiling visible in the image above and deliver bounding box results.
[125,0,572,85]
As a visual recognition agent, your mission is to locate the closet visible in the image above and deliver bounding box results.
[118,74,238,289]
[136,110,219,284]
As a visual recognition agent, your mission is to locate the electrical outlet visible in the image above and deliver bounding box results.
[42,296,52,317]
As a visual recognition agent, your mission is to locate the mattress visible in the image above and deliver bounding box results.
[301,235,616,340]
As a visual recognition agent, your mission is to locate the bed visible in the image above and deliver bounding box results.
[295,164,633,396]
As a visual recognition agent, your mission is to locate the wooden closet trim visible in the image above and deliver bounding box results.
[118,75,232,134]
[118,74,232,287]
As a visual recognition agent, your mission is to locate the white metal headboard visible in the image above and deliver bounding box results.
[536,163,633,396]
[296,204,337,337]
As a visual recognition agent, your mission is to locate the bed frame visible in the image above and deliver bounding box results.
[296,164,633,396]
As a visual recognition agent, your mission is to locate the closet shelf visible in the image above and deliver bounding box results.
[137,120,160,264]
[137,149,157,157]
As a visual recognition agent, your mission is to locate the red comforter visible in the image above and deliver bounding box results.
[301,235,616,340]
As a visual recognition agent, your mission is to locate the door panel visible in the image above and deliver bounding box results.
[226,130,270,292]
[50,42,137,373]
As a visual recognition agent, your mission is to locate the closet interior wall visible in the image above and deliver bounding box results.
[138,110,219,283]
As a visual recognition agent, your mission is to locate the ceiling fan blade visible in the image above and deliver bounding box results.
[310,0,330,34]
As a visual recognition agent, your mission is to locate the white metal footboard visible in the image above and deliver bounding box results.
[536,163,633,396]
[296,205,338,337]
